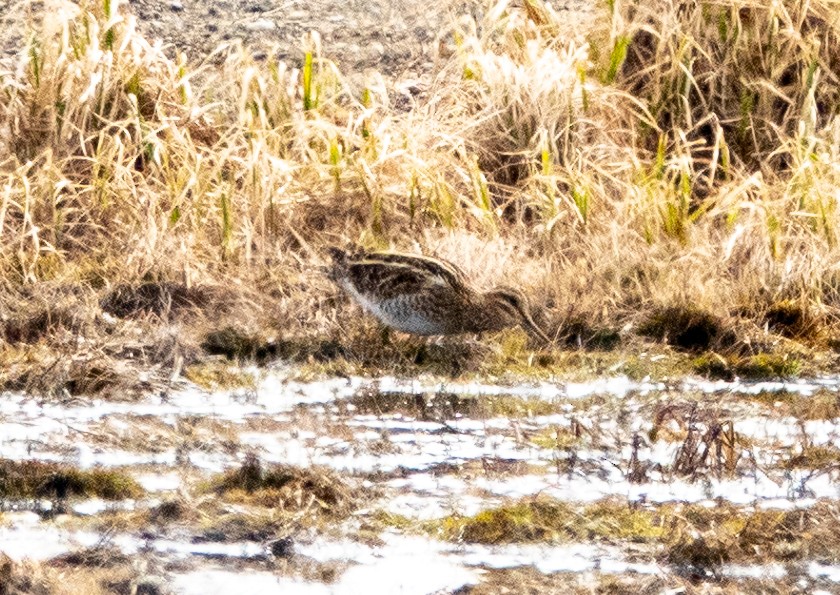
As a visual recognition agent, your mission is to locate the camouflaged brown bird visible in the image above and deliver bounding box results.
[327,247,550,342]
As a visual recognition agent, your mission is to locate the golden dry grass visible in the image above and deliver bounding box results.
[424,496,840,577]
[0,459,144,501]
[2,0,840,389]
[0,552,141,595]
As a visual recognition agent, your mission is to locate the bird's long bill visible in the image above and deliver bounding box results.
[520,311,551,344]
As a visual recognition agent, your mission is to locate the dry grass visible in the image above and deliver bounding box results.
[206,454,363,521]
[2,0,840,389]
[0,551,143,595]
[747,387,840,419]
[434,496,663,544]
[426,496,840,577]
[0,459,144,505]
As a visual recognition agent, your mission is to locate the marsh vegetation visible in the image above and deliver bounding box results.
[2,0,840,591]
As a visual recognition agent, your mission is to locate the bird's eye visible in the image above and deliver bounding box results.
[497,292,522,310]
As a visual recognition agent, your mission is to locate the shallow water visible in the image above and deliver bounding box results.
[2,372,840,592]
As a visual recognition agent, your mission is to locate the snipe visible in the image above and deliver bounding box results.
[327,247,550,342]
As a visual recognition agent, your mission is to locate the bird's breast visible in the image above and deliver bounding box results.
[344,284,459,335]
[374,296,452,335]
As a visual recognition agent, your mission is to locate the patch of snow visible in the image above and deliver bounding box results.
[0,523,102,561]
[384,492,490,520]
[336,551,478,595]
[153,538,266,559]
[136,472,182,492]
[72,498,135,516]
[722,563,786,579]
[301,535,482,593]
[171,570,304,595]
[389,467,839,513]
[810,562,840,582]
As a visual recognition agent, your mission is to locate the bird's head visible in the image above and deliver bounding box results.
[484,287,551,343]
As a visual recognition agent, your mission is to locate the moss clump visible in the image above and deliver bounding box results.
[435,497,663,545]
[638,306,726,352]
[483,395,563,418]
[433,498,833,569]
[457,499,573,543]
[693,352,801,381]
[476,346,699,384]
[0,460,143,500]
[183,362,258,390]
[582,499,665,541]
[368,510,416,531]
[209,455,359,518]
[481,330,649,381]
[734,354,799,379]
[528,425,585,450]
[691,352,733,380]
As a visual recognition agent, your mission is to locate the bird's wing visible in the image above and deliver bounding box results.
[363,252,470,291]
[344,259,449,301]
